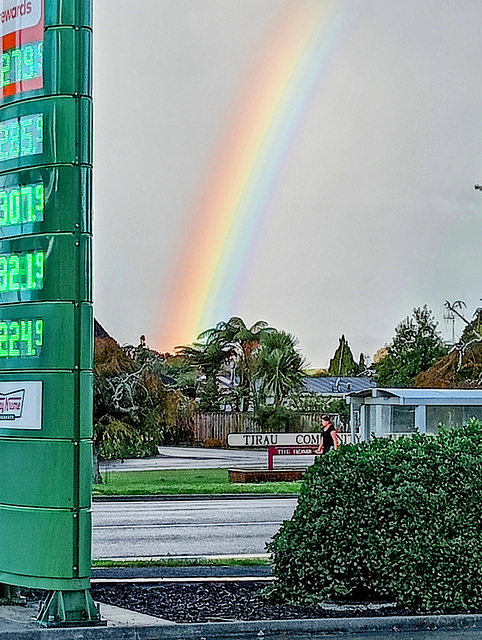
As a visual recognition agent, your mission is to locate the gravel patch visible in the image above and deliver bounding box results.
[90,582,412,623]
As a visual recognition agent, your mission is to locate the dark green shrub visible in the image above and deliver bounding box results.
[267,419,482,612]
[97,418,157,459]
[254,405,300,432]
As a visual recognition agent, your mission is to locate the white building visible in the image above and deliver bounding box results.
[347,388,482,442]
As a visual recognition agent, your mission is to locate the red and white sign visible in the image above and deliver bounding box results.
[0,381,42,429]
[0,0,41,37]
[0,0,43,98]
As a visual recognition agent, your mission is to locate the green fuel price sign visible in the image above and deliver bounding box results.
[0,0,98,624]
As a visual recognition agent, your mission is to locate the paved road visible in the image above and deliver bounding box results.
[338,630,482,640]
[92,496,297,559]
[100,446,317,472]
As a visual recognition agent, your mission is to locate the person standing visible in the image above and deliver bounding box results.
[315,414,339,455]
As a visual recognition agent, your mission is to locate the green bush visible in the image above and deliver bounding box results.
[254,405,300,432]
[266,419,482,612]
[97,418,158,459]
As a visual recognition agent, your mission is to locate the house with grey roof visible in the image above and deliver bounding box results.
[303,376,377,397]
[347,388,482,443]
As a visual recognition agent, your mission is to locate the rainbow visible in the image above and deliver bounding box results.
[157,0,350,352]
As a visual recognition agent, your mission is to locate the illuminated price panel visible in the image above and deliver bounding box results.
[0,248,44,291]
[0,167,90,239]
[0,234,91,303]
[2,41,43,88]
[0,317,43,357]
[0,113,43,161]
[0,181,44,226]
[0,0,44,99]
[0,301,91,372]
[0,98,88,171]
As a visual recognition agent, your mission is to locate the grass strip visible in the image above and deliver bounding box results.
[93,558,270,569]
[94,468,302,496]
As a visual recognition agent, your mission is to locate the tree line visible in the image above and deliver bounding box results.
[94,302,482,460]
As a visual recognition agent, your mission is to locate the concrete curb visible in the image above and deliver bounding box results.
[92,493,299,502]
[3,612,482,639]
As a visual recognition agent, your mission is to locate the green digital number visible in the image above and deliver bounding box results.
[35,184,44,219]
[1,40,44,88]
[8,254,20,290]
[0,256,7,291]
[0,318,44,358]
[1,52,10,89]
[9,120,19,158]
[0,250,45,292]
[0,321,7,357]
[22,45,35,81]
[9,321,20,356]
[0,191,7,225]
[0,114,43,163]
[35,319,43,348]
[0,182,44,228]
[20,320,33,355]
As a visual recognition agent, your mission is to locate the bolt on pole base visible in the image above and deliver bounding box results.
[0,584,26,606]
[36,589,106,627]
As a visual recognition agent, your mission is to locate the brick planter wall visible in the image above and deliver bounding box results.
[228,468,306,483]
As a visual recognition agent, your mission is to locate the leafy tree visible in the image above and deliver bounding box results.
[94,338,195,465]
[375,306,448,387]
[199,317,274,410]
[328,335,358,376]
[358,352,367,372]
[177,341,227,411]
[415,300,482,387]
[255,331,306,405]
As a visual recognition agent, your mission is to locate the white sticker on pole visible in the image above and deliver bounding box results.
[0,380,42,429]
[0,0,41,38]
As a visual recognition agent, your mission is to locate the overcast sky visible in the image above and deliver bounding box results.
[93,0,482,367]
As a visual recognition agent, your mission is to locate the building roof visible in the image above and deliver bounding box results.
[303,376,377,396]
[94,318,112,339]
[348,387,482,405]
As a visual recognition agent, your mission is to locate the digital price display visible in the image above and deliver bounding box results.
[0,317,43,357]
[0,249,44,292]
[0,182,44,226]
[2,41,43,88]
[0,113,43,161]
[0,0,44,99]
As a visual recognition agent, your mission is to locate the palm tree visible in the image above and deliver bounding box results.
[177,341,226,411]
[255,331,306,406]
[198,317,274,410]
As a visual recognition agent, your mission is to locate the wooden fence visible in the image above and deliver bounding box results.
[190,412,346,445]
